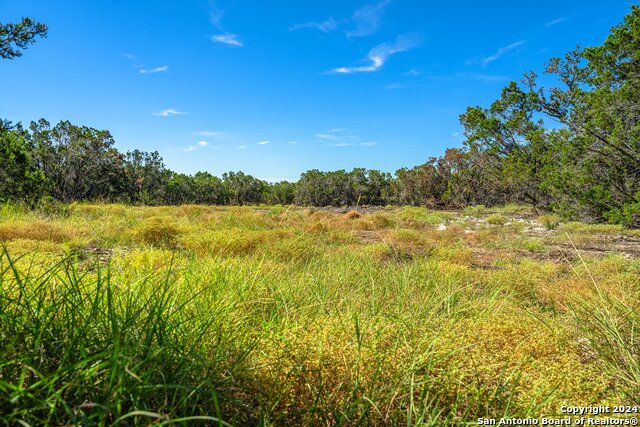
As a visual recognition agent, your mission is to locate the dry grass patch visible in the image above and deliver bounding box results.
[0,221,82,243]
[344,210,361,219]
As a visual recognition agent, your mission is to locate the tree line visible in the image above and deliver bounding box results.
[1,7,639,226]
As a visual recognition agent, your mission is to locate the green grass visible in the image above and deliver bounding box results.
[0,204,638,425]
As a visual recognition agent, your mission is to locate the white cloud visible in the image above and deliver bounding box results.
[347,0,391,38]
[290,0,389,38]
[153,109,188,117]
[210,2,225,30]
[315,133,340,142]
[209,3,243,47]
[404,68,421,76]
[212,34,243,47]
[545,17,565,27]
[238,145,247,149]
[332,34,419,74]
[258,140,270,145]
[290,17,338,33]
[287,141,298,144]
[182,140,211,152]
[476,40,525,67]
[121,52,135,59]
[140,65,168,74]
[316,128,378,148]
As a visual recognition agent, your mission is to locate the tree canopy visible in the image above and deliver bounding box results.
[0,17,48,60]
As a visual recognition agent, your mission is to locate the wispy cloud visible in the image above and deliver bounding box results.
[212,34,243,47]
[210,2,225,29]
[315,133,341,142]
[121,53,169,74]
[473,40,526,67]
[347,0,391,38]
[331,34,420,74]
[545,17,565,27]
[197,140,209,147]
[290,17,338,33]
[287,141,298,144]
[210,2,243,47]
[404,68,421,77]
[153,109,188,117]
[237,145,247,150]
[315,128,378,148]
[182,146,198,152]
[140,65,168,74]
[290,0,389,37]
[258,140,270,145]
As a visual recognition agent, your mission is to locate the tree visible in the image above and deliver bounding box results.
[521,5,640,223]
[28,120,128,202]
[263,181,296,205]
[0,18,48,60]
[192,172,228,205]
[0,127,50,205]
[124,149,168,204]
[164,173,196,205]
[222,171,265,205]
[459,82,550,209]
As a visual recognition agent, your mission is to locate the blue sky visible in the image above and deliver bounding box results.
[0,1,634,181]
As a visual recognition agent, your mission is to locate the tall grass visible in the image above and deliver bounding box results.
[0,249,243,425]
[566,240,640,404]
[0,204,635,425]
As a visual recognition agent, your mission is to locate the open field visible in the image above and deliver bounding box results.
[1,203,639,425]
